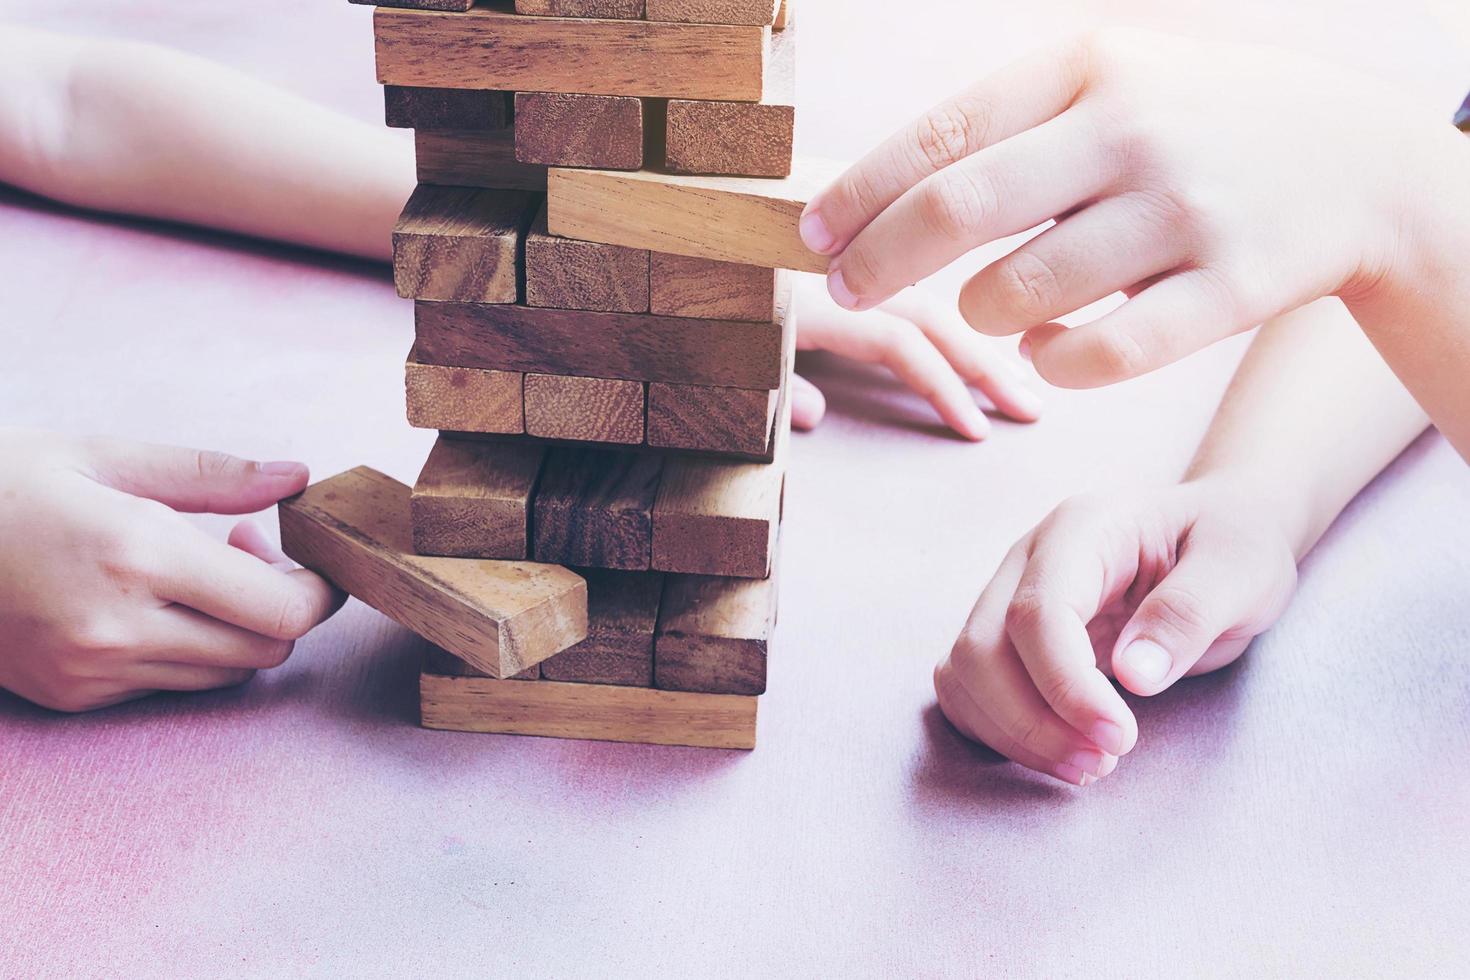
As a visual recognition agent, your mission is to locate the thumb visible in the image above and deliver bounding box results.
[84,438,310,514]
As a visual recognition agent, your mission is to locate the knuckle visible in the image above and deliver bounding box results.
[1004,589,1050,637]
[994,250,1063,323]
[917,172,998,243]
[1147,585,1214,638]
[192,449,244,483]
[1088,324,1152,381]
[837,243,883,297]
[63,615,128,656]
[1034,664,1084,712]
[912,102,983,173]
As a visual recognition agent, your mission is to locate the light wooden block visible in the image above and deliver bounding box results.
[654,570,777,695]
[420,674,758,749]
[647,382,778,456]
[533,449,663,571]
[525,204,650,313]
[374,5,769,101]
[644,0,779,24]
[278,467,586,678]
[774,0,789,29]
[411,437,544,559]
[384,86,513,130]
[547,160,838,273]
[405,351,524,434]
[525,374,646,445]
[392,185,538,303]
[539,569,662,687]
[514,0,644,18]
[514,92,645,170]
[649,252,776,321]
[416,130,548,192]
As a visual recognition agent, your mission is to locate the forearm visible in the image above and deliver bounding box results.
[0,27,410,261]
[1184,299,1430,559]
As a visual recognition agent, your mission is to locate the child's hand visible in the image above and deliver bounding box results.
[933,477,1299,785]
[792,275,1043,439]
[0,430,344,713]
[801,29,1468,388]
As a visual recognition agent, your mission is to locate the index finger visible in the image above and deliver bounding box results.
[799,38,1090,257]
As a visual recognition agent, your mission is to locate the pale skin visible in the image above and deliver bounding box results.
[0,27,1036,710]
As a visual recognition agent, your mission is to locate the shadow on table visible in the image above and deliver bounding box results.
[795,350,1004,442]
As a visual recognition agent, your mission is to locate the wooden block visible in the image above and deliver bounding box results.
[514,93,644,170]
[514,0,643,17]
[525,374,645,445]
[375,5,769,101]
[410,436,544,559]
[425,645,538,680]
[645,0,779,27]
[649,252,776,320]
[417,130,548,192]
[413,293,787,389]
[647,382,777,456]
[533,449,663,571]
[353,0,470,11]
[392,185,538,303]
[652,383,788,577]
[539,569,661,686]
[405,351,524,434]
[384,86,513,131]
[665,23,795,177]
[420,674,758,749]
[774,0,789,29]
[525,204,650,313]
[547,160,839,272]
[655,571,777,695]
[278,467,586,677]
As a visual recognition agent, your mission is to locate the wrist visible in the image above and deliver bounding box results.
[1178,467,1321,562]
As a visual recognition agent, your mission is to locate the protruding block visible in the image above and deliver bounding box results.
[417,130,548,192]
[392,185,539,303]
[525,374,646,445]
[514,0,644,18]
[644,0,779,24]
[385,86,513,130]
[411,437,544,559]
[525,204,650,313]
[278,467,586,678]
[515,92,645,170]
[539,570,662,686]
[649,252,776,321]
[533,449,663,571]
[665,24,795,177]
[648,382,778,456]
[655,571,777,695]
[420,674,758,749]
[405,351,524,434]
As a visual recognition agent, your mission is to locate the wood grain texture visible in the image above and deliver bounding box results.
[375,5,769,101]
[352,0,470,10]
[514,92,644,170]
[644,0,779,24]
[392,185,538,303]
[413,298,785,389]
[410,437,544,559]
[384,86,513,130]
[405,350,524,434]
[647,382,778,456]
[425,645,539,680]
[654,570,777,694]
[774,0,789,29]
[514,0,644,17]
[547,160,840,272]
[665,23,795,177]
[533,449,663,571]
[524,374,645,445]
[420,674,758,749]
[525,203,650,313]
[649,252,776,320]
[417,130,548,192]
[538,569,662,686]
[278,467,586,677]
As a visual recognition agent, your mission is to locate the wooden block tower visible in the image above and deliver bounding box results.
[283,0,824,749]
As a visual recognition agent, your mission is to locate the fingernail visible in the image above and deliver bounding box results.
[827,268,859,310]
[961,405,990,441]
[1090,720,1124,755]
[1122,639,1173,686]
[1080,773,1096,787]
[799,208,837,254]
[258,461,308,477]
[1017,335,1033,362]
[1065,748,1106,777]
[1053,762,1085,786]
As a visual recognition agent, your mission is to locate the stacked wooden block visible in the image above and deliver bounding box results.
[282,0,819,749]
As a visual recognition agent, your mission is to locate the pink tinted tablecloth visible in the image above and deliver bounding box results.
[1,1,1468,975]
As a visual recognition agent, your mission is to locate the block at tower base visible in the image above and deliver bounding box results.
[654,568,778,695]
[538,569,663,686]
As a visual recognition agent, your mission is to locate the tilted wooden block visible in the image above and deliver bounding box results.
[393,185,539,303]
[411,436,544,559]
[278,467,587,678]
[417,130,548,192]
[420,674,758,749]
[533,449,663,571]
[547,160,839,272]
[425,644,540,680]
[405,350,524,434]
[384,86,513,131]
[665,22,795,177]
[524,374,646,445]
[375,5,769,101]
[654,569,778,695]
[353,0,470,10]
[514,92,645,170]
[514,0,644,18]
[525,204,650,313]
[649,252,777,321]
[647,382,778,456]
[539,569,662,687]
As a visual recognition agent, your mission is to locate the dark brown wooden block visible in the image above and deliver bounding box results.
[514,0,644,17]
[538,569,662,686]
[525,204,650,313]
[417,130,548,192]
[655,570,777,695]
[515,92,644,170]
[384,86,513,131]
[405,350,524,434]
[647,382,777,456]
[665,23,794,177]
[411,436,544,559]
[533,449,663,571]
[644,0,778,25]
[525,374,646,445]
[649,252,777,321]
[353,0,471,11]
[393,185,538,303]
